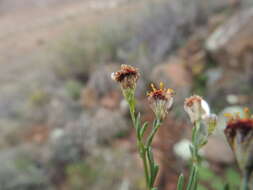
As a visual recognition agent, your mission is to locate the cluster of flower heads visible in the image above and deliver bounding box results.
[111,64,174,121]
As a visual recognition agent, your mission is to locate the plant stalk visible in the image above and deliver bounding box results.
[242,170,251,190]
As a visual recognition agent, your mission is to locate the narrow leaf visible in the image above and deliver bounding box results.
[140,122,149,138]
[135,113,141,139]
[186,165,197,190]
[177,174,184,190]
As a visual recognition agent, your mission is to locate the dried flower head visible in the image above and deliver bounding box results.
[224,108,253,172]
[184,95,210,123]
[147,82,174,120]
[111,64,140,89]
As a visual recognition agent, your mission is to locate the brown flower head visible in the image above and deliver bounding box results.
[147,82,174,120]
[184,95,210,123]
[111,64,140,89]
[224,108,253,171]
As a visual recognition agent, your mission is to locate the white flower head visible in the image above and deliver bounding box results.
[184,95,210,123]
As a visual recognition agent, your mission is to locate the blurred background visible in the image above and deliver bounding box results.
[1,0,253,189]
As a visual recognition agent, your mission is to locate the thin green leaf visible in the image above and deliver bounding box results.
[140,122,149,138]
[150,164,159,187]
[192,167,199,190]
[147,147,154,165]
[186,165,197,190]
[177,174,184,190]
[135,113,141,139]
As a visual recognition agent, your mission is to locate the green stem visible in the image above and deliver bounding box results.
[192,120,201,166]
[129,98,136,125]
[242,171,250,190]
[128,99,150,190]
[187,120,201,190]
[141,147,150,190]
[146,119,161,147]
[126,91,161,190]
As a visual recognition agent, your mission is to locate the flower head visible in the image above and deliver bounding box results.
[111,64,140,89]
[147,82,174,120]
[224,108,253,172]
[184,95,210,123]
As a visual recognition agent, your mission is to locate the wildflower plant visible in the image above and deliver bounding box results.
[111,64,251,190]
[177,95,217,190]
[224,108,253,190]
[112,64,174,190]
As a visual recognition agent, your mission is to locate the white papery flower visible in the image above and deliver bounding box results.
[184,95,210,123]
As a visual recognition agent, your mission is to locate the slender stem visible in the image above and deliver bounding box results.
[126,90,161,190]
[130,105,136,125]
[192,120,201,166]
[242,171,250,190]
[146,119,161,147]
[140,147,150,190]
[187,120,201,190]
[128,99,150,190]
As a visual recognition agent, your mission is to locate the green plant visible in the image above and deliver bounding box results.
[177,95,217,190]
[112,65,174,190]
[111,64,253,190]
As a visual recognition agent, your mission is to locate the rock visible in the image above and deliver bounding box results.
[151,58,192,117]
[205,9,253,107]
[151,58,192,89]
[206,7,253,70]
[125,0,235,70]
